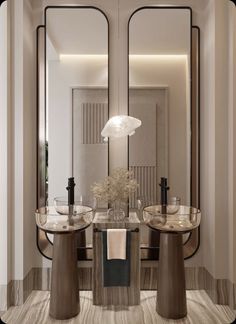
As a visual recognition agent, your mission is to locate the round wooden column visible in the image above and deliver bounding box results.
[157,232,187,319]
[50,232,79,320]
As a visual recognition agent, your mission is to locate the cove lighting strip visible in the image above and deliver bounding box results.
[129,54,188,60]
[60,54,108,60]
[59,54,188,60]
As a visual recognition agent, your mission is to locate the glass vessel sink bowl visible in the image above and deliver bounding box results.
[143,205,201,233]
[35,204,93,234]
[54,196,96,213]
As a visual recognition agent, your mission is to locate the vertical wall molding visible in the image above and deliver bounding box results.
[0,0,12,312]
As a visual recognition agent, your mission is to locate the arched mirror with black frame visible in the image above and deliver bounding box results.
[37,6,109,260]
[128,7,200,260]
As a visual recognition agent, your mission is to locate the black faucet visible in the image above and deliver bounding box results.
[159,177,169,213]
[66,177,75,206]
[66,177,76,225]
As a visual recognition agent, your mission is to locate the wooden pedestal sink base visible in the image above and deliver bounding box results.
[157,233,187,319]
[50,233,79,320]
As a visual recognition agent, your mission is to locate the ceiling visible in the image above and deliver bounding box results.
[46,7,190,57]
[129,9,191,55]
[46,8,108,55]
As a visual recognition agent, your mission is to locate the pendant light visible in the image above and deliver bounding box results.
[101,0,141,141]
[101,115,142,141]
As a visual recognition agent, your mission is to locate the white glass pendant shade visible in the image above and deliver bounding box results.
[101,115,141,140]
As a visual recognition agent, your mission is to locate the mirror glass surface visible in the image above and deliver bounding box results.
[46,8,108,206]
[129,8,193,259]
[129,8,191,207]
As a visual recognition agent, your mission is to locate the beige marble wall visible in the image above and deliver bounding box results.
[203,268,236,310]
[8,269,33,308]
[140,264,205,291]
[30,266,206,292]
[2,266,235,312]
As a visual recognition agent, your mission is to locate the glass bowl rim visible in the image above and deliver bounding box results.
[143,204,201,216]
[35,205,93,216]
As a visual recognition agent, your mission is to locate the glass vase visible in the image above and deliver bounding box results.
[107,200,126,221]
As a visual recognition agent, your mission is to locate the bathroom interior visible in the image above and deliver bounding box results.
[0,0,236,323]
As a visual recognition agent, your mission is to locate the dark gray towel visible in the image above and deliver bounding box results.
[102,230,131,287]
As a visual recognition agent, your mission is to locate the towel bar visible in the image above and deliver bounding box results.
[93,228,139,233]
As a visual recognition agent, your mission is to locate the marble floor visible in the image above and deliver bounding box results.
[1,290,235,324]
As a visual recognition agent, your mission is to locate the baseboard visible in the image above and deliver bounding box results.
[140,262,205,290]
[0,269,35,312]
[202,268,236,310]
[32,266,92,291]
[2,265,235,312]
[0,284,10,311]
[30,265,205,292]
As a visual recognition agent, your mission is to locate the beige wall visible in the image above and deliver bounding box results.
[198,0,216,278]
[7,0,37,281]
[228,3,236,284]
[214,0,230,280]
[23,0,38,277]
[0,1,12,288]
[199,0,236,282]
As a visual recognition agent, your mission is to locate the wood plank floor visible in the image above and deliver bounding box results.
[1,290,235,324]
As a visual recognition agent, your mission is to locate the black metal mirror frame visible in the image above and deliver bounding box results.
[127,7,200,260]
[36,6,110,260]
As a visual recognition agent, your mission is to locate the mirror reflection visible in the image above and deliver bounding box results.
[129,8,191,207]
[129,8,192,258]
[46,8,108,206]
[43,7,108,252]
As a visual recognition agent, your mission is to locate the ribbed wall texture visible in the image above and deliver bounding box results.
[82,103,108,144]
[130,166,157,208]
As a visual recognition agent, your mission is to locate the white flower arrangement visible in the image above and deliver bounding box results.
[91,168,139,203]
